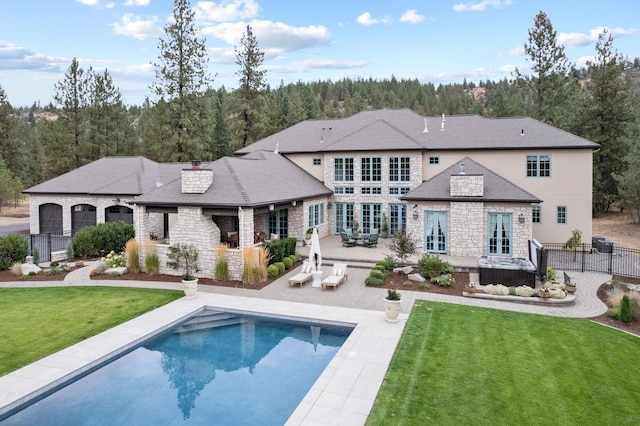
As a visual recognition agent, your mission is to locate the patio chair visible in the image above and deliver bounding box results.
[321,263,348,290]
[340,231,356,247]
[344,228,354,238]
[363,232,379,248]
[288,262,314,287]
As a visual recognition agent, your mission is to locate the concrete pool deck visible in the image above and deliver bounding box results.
[0,253,611,425]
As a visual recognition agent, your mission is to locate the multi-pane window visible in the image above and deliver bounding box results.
[309,203,325,227]
[361,157,382,182]
[389,157,411,182]
[334,186,354,195]
[361,187,382,195]
[389,187,410,195]
[334,158,354,182]
[532,205,541,224]
[556,205,567,224]
[526,155,551,177]
[361,203,382,233]
[312,158,322,166]
[429,156,440,165]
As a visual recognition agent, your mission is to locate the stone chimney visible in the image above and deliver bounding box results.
[181,161,213,194]
[450,170,484,197]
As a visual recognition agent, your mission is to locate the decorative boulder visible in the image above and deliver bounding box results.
[21,264,42,275]
[408,273,426,283]
[104,267,128,276]
[393,266,414,275]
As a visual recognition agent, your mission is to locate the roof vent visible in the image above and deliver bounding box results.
[440,121,445,132]
[460,163,465,175]
[521,129,524,136]
[274,142,280,155]
[441,113,446,122]
[423,118,429,133]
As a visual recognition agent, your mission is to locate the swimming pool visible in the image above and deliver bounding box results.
[1,309,353,425]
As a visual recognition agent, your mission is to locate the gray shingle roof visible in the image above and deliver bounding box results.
[402,157,541,203]
[234,108,599,155]
[23,156,185,196]
[131,151,332,207]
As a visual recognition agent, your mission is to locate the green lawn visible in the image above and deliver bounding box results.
[0,286,183,376]
[367,301,640,426]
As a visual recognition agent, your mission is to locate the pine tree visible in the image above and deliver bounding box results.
[0,86,25,179]
[211,88,231,160]
[151,0,212,161]
[584,30,635,212]
[514,11,572,123]
[233,25,268,148]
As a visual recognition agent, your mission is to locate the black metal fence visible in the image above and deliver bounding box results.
[543,242,640,278]
[21,233,72,263]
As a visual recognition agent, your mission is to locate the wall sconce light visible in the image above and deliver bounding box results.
[113,198,121,205]
[269,204,275,211]
[413,204,419,221]
[518,213,525,224]
[291,200,297,206]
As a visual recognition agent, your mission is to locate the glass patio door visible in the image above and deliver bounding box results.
[361,203,382,233]
[424,211,447,253]
[488,213,511,255]
[267,210,288,238]
[389,204,406,235]
[334,203,354,233]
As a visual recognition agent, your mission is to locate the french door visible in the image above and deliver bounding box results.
[424,211,447,253]
[267,210,288,238]
[488,213,512,255]
[334,203,354,233]
[389,204,406,235]
[361,203,382,233]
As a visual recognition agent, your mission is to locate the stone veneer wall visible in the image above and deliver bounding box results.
[450,175,483,197]
[29,194,132,235]
[181,168,213,193]
[449,202,484,256]
[323,153,423,233]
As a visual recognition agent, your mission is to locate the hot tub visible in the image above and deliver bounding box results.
[478,256,536,287]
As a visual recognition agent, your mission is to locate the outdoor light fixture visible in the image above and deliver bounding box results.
[413,204,419,221]
[518,213,525,224]
[269,204,275,211]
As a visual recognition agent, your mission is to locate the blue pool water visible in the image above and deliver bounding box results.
[2,310,353,425]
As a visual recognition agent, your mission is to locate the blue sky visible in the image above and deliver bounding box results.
[1,0,638,107]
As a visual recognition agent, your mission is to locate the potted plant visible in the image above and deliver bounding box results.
[565,282,577,294]
[384,287,402,322]
[465,282,477,294]
[538,286,551,300]
[380,213,389,238]
[167,243,199,299]
[304,228,314,246]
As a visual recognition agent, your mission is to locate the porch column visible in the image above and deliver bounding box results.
[238,207,255,248]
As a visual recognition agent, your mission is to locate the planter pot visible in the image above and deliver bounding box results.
[466,287,477,294]
[182,278,198,299]
[566,286,576,294]
[539,292,550,301]
[384,298,402,322]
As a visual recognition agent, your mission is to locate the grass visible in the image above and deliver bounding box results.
[367,301,640,426]
[0,286,183,376]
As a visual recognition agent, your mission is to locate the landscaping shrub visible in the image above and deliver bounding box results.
[543,267,558,283]
[375,260,388,269]
[619,295,634,323]
[283,256,293,270]
[242,246,269,284]
[66,240,75,260]
[0,234,29,270]
[384,255,397,271]
[274,261,286,275]
[516,286,535,297]
[509,286,517,296]
[102,251,126,268]
[365,276,384,286]
[418,253,452,279]
[33,246,40,265]
[125,239,140,273]
[369,269,385,280]
[214,245,229,281]
[144,241,159,275]
[432,273,455,286]
[372,265,388,277]
[484,284,510,295]
[10,262,22,276]
[264,237,296,264]
[72,221,135,259]
[267,264,279,279]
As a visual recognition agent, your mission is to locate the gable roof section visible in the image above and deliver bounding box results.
[23,157,183,196]
[131,151,332,208]
[402,157,541,204]
[234,108,599,155]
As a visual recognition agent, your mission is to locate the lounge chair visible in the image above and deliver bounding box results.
[340,232,356,247]
[288,262,314,287]
[321,263,348,290]
[363,232,379,248]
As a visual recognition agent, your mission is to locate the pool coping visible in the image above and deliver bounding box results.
[0,293,407,425]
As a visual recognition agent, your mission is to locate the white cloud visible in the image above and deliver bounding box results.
[123,0,150,6]
[0,41,62,72]
[111,13,161,40]
[357,12,391,26]
[400,9,425,24]
[290,59,368,70]
[76,0,100,5]
[504,46,524,57]
[558,26,638,48]
[575,55,594,69]
[195,0,259,22]
[453,0,512,12]
[203,20,331,54]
